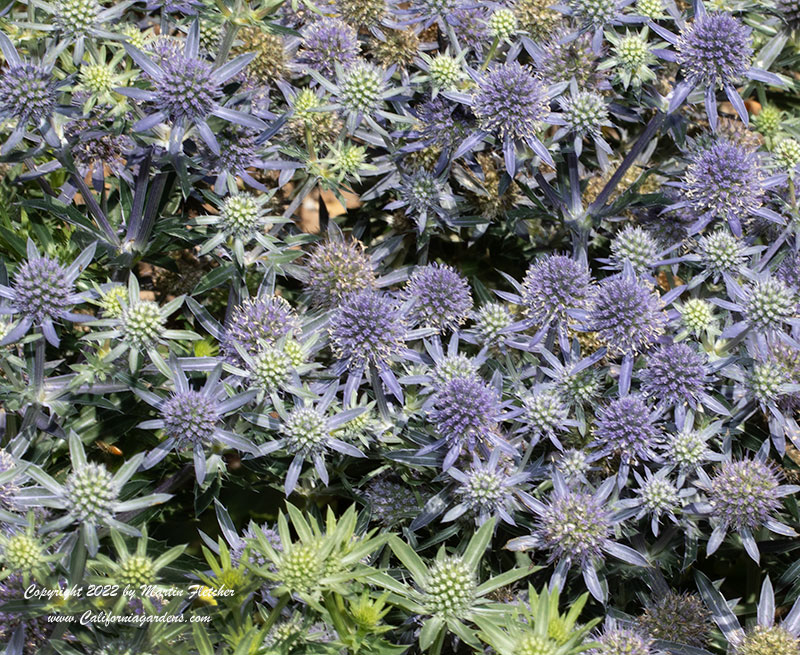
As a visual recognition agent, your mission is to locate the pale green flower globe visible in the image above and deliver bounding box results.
[680,298,714,334]
[4,534,45,572]
[737,626,799,655]
[251,345,292,391]
[219,193,265,239]
[489,8,518,39]
[429,54,462,89]
[121,301,166,349]
[423,557,476,618]
[63,462,119,524]
[80,64,114,94]
[119,555,157,586]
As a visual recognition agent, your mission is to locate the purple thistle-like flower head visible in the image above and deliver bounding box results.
[221,297,300,365]
[744,278,797,333]
[329,291,407,371]
[411,97,470,150]
[589,274,667,356]
[161,390,220,448]
[676,13,753,88]
[472,62,550,146]
[637,591,712,648]
[777,0,800,29]
[777,250,800,289]
[640,343,710,407]
[449,5,489,52]
[592,627,653,655]
[431,375,499,446]
[536,490,611,564]
[593,395,661,463]
[521,254,593,326]
[155,54,221,123]
[708,459,782,531]
[0,63,59,124]
[299,18,360,77]
[11,257,73,323]
[682,140,765,230]
[304,238,376,307]
[404,263,472,332]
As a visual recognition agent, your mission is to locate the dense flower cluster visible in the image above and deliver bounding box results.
[1,0,799,652]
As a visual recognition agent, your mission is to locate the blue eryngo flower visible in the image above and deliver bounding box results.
[328,291,408,395]
[403,263,472,332]
[519,255,593,334]
[696,573,800,655]
[0,34,69,153]
[592,395,662,475]
[220,295,300,366]
[313,59,397,133]
[693,453,800,562]
[444,450,531,526]
[135,362,258,484]
[0,240,95,347]
[470,62,554,176]
[656,11,781,128]
[298,18,360,77]
[385,169,457,233]
[18,432,170,555]
[639,343,716,414]
[118,20,266,155]
[248,395,365,496]
[585,270,668,366]
[679,139,781,236]
[509,476,650,602]
[778,0,800,29]
[421,374,507,470]
[303,237,376,307]
[364,476,418,525]
[563,0,626,49]
[86,274,197,373]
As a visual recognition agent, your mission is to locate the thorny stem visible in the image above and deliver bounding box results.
[586,111,666,217]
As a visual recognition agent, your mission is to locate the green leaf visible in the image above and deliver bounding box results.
[389,535,429,585]
[476,565,536,597]
[419,616,444,651]
[462,517,495,571]
[192,622,214,655]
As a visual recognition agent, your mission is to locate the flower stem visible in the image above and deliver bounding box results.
[481,37,500,71]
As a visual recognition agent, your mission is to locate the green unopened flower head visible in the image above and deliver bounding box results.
[488,8,518,39]
[752,105,782,137]
[774,138,800,175]
[4,534,45,572]
[284,406,328,455]
[429,54,462,89]
[56,0,99,34]
[284,339,306,367]
[750,361,787,404]
[516,634,560,655]
[611,226,657,273]
[339,62,384,114]
[279,543,323,594]
[433,354,478,386]
[668,428,708,469]
[80,64,114,94]
[617,33,650,69]
[121,301,166,349]
[475,303,512,342]
[119,555,156,586]
[639,477,679,513]
[63,462,119,524]
[636,0,662,18]
[219,193,265,239]
[251,345,292,391]
[331,142,368,177]
[120,24,147,50]
[423,557,476,618]
[737,626,799,655]
[680,298,714,334]
[99,285,128,318]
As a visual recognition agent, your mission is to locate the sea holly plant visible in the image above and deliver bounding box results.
[370,518,537,654]
[696,572,800,655]
[473,584,600,655]
[15,432,171,555]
